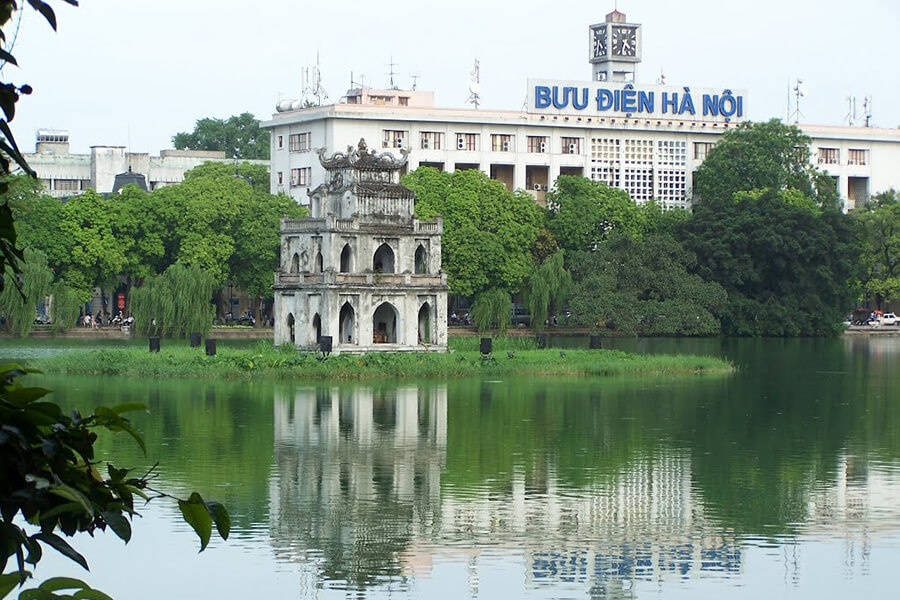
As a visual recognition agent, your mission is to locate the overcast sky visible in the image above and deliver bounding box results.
[4,0,897,154]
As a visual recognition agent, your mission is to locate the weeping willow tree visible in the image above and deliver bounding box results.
[471,287,511,335]
[0,248,53,337]
[50,281,88,334]
[131,263,216,337]
[522,250,572,332]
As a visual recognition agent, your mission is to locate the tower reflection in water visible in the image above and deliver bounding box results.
[269,382,743,596]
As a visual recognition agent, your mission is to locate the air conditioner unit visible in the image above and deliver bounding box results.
[539,142,547,153]
[533,183,541,191]
[457,138,466,150]
[395,138,404,148]
[568,143,578,154]
[542,185,549,191]
[421,138,430,149]
[501,141,510,152]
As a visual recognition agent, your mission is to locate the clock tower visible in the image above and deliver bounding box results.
[589,10,642,83]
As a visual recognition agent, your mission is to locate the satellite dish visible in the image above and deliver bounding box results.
[276,99,294,112]
[469,81,481,95]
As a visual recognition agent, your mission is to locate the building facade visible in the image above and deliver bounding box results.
[23,129,268,198]
[273,139,448,353]
[263,12,900,213]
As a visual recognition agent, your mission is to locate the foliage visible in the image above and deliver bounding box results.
[49,281,87,334]
[546,176,644,253]
[693,119,837,207]
[172,113,269,160]
[0,248,53,337]
[0,365,230,598]
[130,263,216,338]
[403,168,542,296]
[679,189,859,336]
[568,233,726,336]
[471,287,512,335]
[29,339,733,380]
[522,251,572,332]
[853,189,900,308]
[183,161,271,194]
[57,190,125,295]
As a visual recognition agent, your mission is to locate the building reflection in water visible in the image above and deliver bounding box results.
[267,382,894,595]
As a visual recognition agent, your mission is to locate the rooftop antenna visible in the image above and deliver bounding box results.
[845,95,857,127]
[387,57,399,90]
[466,58,481,109]
[301,52,329,106]
[862,96,872,127]
[410,73,421,91]
[656,69,666,85]
[789,77,805,124]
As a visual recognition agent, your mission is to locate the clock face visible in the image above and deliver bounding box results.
[592,27,607,58]
[611,26,637,57]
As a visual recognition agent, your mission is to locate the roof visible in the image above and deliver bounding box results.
[318,138,409,171]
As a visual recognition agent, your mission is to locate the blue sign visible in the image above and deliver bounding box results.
[528,80,745,122]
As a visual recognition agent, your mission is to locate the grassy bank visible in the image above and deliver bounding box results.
[27,338,733,380]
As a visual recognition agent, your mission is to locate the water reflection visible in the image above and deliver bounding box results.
[27,336,900,599]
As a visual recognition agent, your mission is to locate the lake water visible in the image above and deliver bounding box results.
[8,336,900,599]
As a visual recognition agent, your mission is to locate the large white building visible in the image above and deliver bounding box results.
[22,129,268,198]
[263,11,900,212]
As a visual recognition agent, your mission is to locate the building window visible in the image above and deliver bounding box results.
[53,179,82,192]
[491,134,514,153]
[818,147,839,165]
[624,168,654,204]
[657,140,686,166]
[527,136,549,153]
[693,142,714,161]
[624,139,653,164]
[398,97,409,106]
[383,130,408,149]
[290,167,311,187]
[561,137,582,155]
[277,172,283,185]
[276,135,284,149]
[289,132,311,153]
[456,133,478,151]
[848,149,869,166]
[657,170,687,209]
[420,131,443,150]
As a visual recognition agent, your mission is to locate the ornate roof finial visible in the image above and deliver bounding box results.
[357,138,368,154]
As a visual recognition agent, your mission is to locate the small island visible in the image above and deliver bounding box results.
[30,338,733,380]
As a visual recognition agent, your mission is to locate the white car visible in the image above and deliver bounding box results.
[881,313,899,326]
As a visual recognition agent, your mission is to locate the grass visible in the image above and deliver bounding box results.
[27,338,733,381]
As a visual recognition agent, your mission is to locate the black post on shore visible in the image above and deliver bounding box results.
[589,335,602,350]
[149,337,160,353]
[536,333,547,349]
[205,338,216,356]
[480,337,492,355]
[190,332,201,347]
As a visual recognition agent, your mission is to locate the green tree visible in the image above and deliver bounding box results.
[131,263,217,338]
[854,189,900,308]
[57,189,126,296]
[0,247,53,337]
[546,176,645,253]
[7,178,68,272]
[470,287,511,335]
[172,113,269,160]
[680,189,859,336]
[183,160,271,193]
[403,167,542,297]
[568,233,726,336]
[694,119,837,207]
[522,250,571,332]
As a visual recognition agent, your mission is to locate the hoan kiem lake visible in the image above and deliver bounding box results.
[6,335,900,599]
